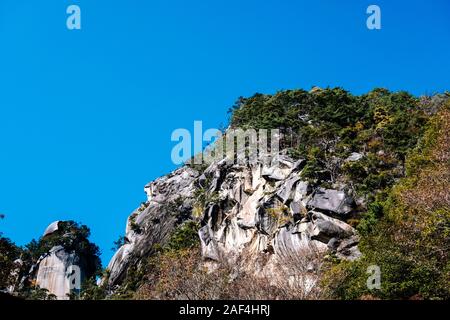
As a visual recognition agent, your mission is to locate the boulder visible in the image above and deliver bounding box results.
[336,236,361,261]
[262,155,305,181]
[308,188,353,215]
[310,211,356,242]
[336,245,362,261]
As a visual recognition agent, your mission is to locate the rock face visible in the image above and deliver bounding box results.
[34,246,83,300]
[106,166,199,286]
[24,222,88,300]
[106,154,361,289]
[197,155,360,279]
[308,188,354,216]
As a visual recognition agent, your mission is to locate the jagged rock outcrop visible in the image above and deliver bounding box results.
[106,153,361,288]
[197,155,360,280]
[106,167,199,286]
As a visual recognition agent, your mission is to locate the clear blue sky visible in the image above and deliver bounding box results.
[0,0,449,265]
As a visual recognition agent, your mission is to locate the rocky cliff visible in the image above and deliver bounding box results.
[104,89,450,299]
[1,88,447,300]
[105,152,361,291]
[106,167,199,286]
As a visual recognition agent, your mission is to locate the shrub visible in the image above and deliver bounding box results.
[165,221,200,252]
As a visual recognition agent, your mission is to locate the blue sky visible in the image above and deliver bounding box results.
[0,0,449,265]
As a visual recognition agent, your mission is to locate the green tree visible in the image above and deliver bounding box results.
[0,215,22,290]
